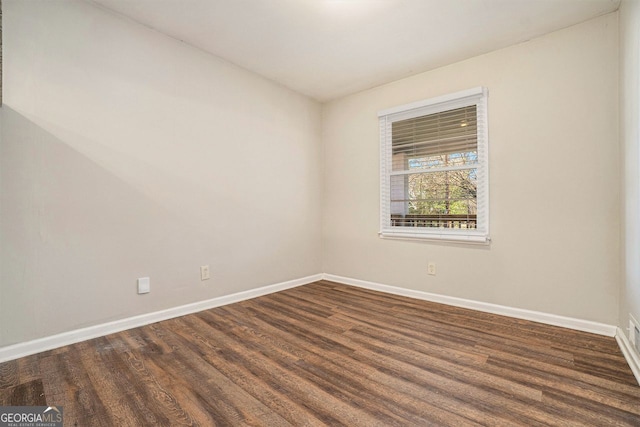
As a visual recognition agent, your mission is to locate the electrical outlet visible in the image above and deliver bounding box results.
[428,262,436,276]
[200,265,211,281]
[137,277,150,294]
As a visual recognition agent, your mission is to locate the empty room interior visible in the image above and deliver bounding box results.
[2,0,640,425]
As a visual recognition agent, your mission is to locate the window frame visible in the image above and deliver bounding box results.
[378,87,490,244]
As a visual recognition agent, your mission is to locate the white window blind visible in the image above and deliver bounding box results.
[379,87,489,243]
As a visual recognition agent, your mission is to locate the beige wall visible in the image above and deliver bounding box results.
[0,1,627,351]
[322,14,620,325]
[0,0,322,346]
[620,0,640,333]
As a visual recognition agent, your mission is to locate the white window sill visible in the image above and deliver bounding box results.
[379,230,491,245]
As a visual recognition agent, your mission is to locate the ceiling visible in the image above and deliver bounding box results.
[90,0,620,102]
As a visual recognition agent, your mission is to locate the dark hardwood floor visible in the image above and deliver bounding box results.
[1,280,639,426]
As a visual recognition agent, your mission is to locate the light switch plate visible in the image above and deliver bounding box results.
[137,277,150,294]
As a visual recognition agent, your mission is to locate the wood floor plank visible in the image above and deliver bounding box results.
[116,331,195,426]
[39,348,113,427]
[198,309,435,426]
[0,360,18,391]
[0,280,638,426]
[156,314,321,427]
[154,333,289,427]
[233,300,539,426]
[218,304,486,426]
[182,312,387,426]
[2,379,46,406]
[76,338,161,426]
[484,351,640,413]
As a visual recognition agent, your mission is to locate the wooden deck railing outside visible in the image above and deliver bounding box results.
[391,214,477,229]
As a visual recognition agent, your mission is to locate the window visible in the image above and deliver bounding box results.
[379,87,489,243]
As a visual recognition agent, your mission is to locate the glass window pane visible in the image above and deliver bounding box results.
[390,169,478,229]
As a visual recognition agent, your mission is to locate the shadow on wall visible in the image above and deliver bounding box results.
[0,106,234,348]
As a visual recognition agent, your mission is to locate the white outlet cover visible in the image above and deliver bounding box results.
[137,277,150,294]
[428,262,436,276]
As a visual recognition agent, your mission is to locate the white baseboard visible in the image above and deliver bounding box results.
[0,272,622,365]
[615,327,640,385]
[322,274,617,337]
[0,274,322,364]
